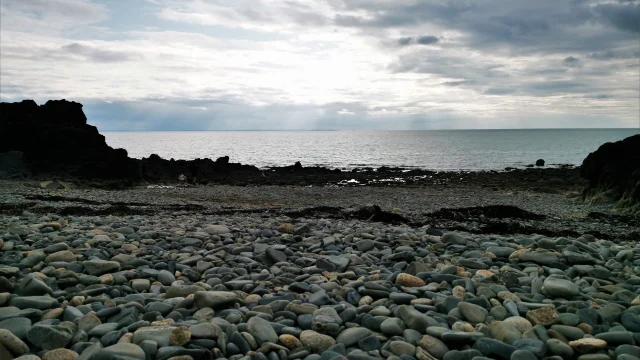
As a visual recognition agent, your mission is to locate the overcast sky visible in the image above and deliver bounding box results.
[1,0,639,130]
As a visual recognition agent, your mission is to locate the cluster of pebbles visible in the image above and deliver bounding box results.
[0,211,639,360]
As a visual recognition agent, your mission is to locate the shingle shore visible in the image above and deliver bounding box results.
[0,204,639,360]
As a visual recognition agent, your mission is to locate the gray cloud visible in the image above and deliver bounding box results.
[339,0,638,105]
[588,49,640,59]
[158,1,332,31]
[391,52,510,80]
[483,87,518,95]
[593,2,640,33]
[526,80,585,94]
[396,35,439,46]
[1,0,639,129]
[442,80,476,87]
[334,1,476,28]
[482,80,592,97]
[588,50,619,60]
[65,95,633,131]
[334,0,638,56]
[77,97,472,131]
[0,0,107,33]
[584,94,614,99]
[397,37,413,46]
[389,44,631,99]
[11,0,106,18]
[60,43,143,63]
[282,6,329,26]
[563,56,581,67]
[333,14,368,27]
[416,35,439,45]
[1,42,143,63]
[529,68,569,75]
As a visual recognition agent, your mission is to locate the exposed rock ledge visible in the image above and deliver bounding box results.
[580,133,640,212]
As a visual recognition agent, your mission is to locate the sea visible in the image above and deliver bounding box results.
[103,129,639,171]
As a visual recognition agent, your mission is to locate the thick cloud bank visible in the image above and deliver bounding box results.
[1,0,638,130]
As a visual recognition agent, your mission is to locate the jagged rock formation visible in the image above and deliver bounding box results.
[581,134,640,212]
[0,99,261,185]
[138,153,261,184]
[0,100,136,181]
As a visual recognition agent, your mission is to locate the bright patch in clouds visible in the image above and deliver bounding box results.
[1,0,639,130]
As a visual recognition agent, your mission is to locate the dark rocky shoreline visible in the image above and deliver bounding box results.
[2,99,638,213]
[0,98,582,190]
[0,100,640,207]
[0,177,637,242]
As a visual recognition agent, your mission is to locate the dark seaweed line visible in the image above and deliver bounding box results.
[2,201,636,240]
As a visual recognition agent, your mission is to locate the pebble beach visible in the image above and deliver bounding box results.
[0,179,639,360]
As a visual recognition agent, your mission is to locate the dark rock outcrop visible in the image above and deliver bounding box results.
[0,99,262,184]
[581,134,640,212]
[0,100,137,181]
[138,153,261,183]
[0,151,30,178]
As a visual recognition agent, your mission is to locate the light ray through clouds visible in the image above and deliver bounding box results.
[0,0,638,130]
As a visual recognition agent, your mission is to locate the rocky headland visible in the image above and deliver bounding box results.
[0,100,639,360]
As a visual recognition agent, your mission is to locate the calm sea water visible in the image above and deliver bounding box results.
[103,129,639,171]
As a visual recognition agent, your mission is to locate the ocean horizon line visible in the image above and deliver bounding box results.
[101,127,640,133]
